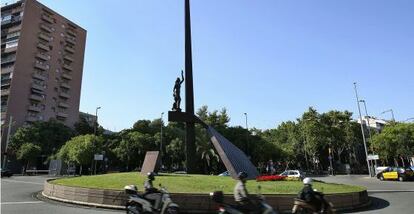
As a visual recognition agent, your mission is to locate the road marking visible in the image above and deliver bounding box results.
[1,201,44,205]
[1,179,43,185]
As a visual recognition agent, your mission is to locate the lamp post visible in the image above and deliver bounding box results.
[244,113,249,155]
[94,107,101,135]
[160,112,164,156]
[359,99,377,172]
[353,82,372,177]
[380,109,395,122]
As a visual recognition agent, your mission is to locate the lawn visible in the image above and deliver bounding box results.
[51,172,365,194]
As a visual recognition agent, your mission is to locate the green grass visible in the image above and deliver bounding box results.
[51,173,365,194]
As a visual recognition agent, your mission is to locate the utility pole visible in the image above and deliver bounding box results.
[360,99,376,171]
[160,112,164,157]
[94,107,101,135]
[244,113,249,154]
[2,116,13,169]
[353,83,372,177]
[381,109,395,122]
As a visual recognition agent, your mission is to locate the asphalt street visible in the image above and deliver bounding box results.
[1,175,413,213]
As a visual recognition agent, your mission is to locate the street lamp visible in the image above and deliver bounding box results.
[94,106,101,135]
[380,109,395,121]
[160,112,164,156]
[359,100,373,144]
[244,113,249,154]
[353,82,372,177]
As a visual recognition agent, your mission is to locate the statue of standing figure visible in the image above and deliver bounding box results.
[172,70,184,111]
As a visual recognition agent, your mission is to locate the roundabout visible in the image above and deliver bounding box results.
[42,173,370,213]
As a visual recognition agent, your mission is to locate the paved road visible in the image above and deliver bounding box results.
[315,175,414,214]
[1,175,413,213]
[1,176,121,214]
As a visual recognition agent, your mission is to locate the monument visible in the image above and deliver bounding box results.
[168,0,258,179]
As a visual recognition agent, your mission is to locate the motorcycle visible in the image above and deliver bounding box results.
[124,184,179,214]
[291,189,334,214]
[210,190,277,214]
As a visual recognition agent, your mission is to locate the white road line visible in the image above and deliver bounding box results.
[1,201,44,205]
[1,179,43,185]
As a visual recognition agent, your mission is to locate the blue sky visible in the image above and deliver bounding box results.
[37,0,413,131]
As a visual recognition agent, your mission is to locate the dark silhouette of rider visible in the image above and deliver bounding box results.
[143,172,162,209]
[298,177,327,212]
[234,171,258,213]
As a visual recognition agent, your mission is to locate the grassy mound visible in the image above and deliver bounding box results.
[51,173,365,194]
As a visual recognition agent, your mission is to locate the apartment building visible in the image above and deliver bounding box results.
[1,0,86,152]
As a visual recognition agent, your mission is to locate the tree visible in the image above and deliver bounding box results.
[74,117,104,135]
[58,134,103,174]
[372,123,414,166]
[10,120,74,157]
[16,143,41,171]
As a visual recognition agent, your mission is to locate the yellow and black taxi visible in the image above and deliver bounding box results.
[376,167,414,181]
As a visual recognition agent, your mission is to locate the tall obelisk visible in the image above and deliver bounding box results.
[184,0,197,173]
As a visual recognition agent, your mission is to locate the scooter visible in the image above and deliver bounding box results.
[291,190,334,214]
[210,190,277,214]
[124,184,179,214]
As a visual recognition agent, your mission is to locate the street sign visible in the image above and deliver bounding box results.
[367,154,379,160]
[94,154,104,161]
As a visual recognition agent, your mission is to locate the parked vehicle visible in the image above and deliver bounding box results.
[376,167,414,181]
[279,170,305,181]
[1,168,13,177]
[124,184,179,214]
[210,190,277,214]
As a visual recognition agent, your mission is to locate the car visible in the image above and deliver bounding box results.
[376,167,414,181]
[218,171,230,176]
[1,168,13,177]
[279,170,305,181]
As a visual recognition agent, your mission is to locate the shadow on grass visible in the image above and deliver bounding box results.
[343,196,390,213]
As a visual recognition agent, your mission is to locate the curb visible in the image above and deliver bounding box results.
[41,191,125,210]
[368,190,414,193]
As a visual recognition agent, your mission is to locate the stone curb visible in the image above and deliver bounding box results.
[41,191,125,210]
[43,178,370,213]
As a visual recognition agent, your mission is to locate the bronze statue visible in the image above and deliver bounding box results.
[172,70,184,111]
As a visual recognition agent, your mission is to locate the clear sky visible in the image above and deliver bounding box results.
[37,0,413,131]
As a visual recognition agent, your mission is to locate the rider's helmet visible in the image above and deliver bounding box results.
[303,177,313,185]
[147,172,155,181]
[237,171,248,180]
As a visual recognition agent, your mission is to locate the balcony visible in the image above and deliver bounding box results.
[7,25,21,33]
[1,57,16,65]
[35,53,50,61]
[64,46,75,53]
[31,83,45,91]
[61,73,72,80]
[60,82,70,89]
[29,94,43,101]
[65,37,75,45]
[1,66,13,74]
[37,43,50,51]
[32,73,46,81]
[64,55,73,62]
[41,14,53,23]
[1,16,21,27]
[67,29,76,37]
[28,105,41,112]
[62,64,73,71]
[40,24,52,33]
[4,45,18,53]
[38,33,52,42]
[58,102,70,108]
[57,112,68,118]
[34,62,49,70]
[26,115,39,122]
[1,89,10,96]
[59,92,70,99]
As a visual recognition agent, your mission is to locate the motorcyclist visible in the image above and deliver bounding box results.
[298,177,327,213]
[234,171,257,212]
[143,172,161,209]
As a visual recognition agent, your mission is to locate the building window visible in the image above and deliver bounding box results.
[1,14,11,22]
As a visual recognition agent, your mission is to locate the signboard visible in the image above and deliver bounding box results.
[367,154,379,160]
[140,151,160,175]
[94,154,104,161]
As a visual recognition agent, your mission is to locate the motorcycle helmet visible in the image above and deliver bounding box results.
[147,172,155,181]
[303,177,313,185]
[237,171,248,180]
